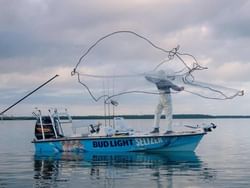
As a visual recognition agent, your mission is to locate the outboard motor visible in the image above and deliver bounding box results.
[33,108,68,140]
[35,116,55,140]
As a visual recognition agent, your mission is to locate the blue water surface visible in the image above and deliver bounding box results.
[0,119,250,188]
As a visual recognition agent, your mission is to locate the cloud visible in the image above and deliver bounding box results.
[211,0,250,39]
[214,62,250,82]
[0,0,249,115]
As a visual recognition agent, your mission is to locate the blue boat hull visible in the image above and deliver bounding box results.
[33,132,205,153]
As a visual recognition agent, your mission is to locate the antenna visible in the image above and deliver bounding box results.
[112,76,115,128]
[103,79,107,127]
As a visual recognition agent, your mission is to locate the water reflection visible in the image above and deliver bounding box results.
[33,152,216,188]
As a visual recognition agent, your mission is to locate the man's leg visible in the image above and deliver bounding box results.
[163,94,173,133]
[151,102,163,133]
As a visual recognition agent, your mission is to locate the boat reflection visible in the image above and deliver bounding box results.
[33,151,216,187]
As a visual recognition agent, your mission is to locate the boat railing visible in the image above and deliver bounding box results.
[33,108,73,140]
[51,108,72,124]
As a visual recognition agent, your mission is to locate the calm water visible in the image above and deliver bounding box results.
[0,119,250,188]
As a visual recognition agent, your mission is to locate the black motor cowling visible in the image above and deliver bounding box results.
[35,116,55,140]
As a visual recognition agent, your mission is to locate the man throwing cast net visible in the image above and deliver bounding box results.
[71,31,244,134]
[145,70,184,134]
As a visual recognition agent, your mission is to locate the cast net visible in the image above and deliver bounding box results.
[71,31,243,104]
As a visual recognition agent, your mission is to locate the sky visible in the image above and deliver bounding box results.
[0,0,250,116]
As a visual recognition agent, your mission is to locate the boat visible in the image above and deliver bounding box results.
[32,108,215,153]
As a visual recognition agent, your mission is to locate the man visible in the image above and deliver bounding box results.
[145,70,184,134]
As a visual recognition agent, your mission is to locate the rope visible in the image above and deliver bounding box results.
[184,89,243,100]
[71,30,243,102]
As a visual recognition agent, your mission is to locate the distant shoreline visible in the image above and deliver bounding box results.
[1,114,250,120]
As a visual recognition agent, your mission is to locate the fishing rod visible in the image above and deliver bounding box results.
[0,74,59,116]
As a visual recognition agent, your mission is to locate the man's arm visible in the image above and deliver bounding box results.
[170,83,184,91]
[145,74,160,84]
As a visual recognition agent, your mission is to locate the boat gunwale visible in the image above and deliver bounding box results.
[32,131,206,143]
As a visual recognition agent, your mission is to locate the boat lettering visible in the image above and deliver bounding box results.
[93,139,133,148]
[135,137,163,147]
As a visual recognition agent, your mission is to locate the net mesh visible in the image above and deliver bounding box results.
[71,31,243,103]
